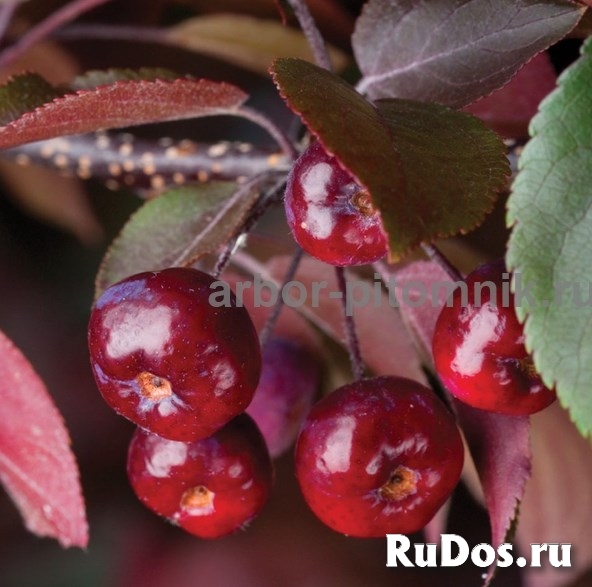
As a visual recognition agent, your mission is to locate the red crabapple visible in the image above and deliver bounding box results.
[432,259,556,415]
[88,267,261,441]
[246,337,321,458]
[284,141,388,266]
[295,376,464,537]
[127,414,273,538]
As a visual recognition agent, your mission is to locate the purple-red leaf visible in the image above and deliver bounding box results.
[353,0,582,108]
[0,329,88,548]
[267,255,427,385]
[0,77,248,149]
[464,52,557,138]
[456,406,531,585]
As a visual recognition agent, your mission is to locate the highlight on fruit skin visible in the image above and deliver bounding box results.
[432,259,557,416]
[294,375,464,538]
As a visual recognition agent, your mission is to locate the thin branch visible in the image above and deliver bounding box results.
[335,267,365,381]
[55,23,166,44]
[3,133,291,193]
[212,174,287,278]
[286,0,332,71]
[0,0,113,69]
[420,243,463,282]
[230,249,346,343]
[0,2,17,45]
[373,260,404,311]
[235,106,297,160]
[259,247,304,348]
[230,250,275,281]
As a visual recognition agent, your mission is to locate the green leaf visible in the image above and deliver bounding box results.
[0,73,62,125]
[270,58,509,259]
[95,182,260,297]
[506,37,592,439]
[376,99,509,252]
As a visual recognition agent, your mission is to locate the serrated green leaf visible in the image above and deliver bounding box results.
[376,99,509,251]
[0,73,62,125]
[506,37,592,439]
[95,182,260,297]
[270,59,509,259]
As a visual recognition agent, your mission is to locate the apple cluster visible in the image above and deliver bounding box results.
[86,265,465,539]
[87,268,274,538]
[285,141,557,417]
[87,141,555,540]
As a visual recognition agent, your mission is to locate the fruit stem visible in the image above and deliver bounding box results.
[212,174,287,279]
[335,267,365,381]
[286,0,332,71]
[0,2,17,44]
[236,107,298,160]
[0,0,112,69]
[421,244,463,282]
[259,247,304,348]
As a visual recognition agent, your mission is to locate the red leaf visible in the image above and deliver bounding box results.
[0,78,248,149]
[387,260,455,365]
[0,330,88,548]
[464,53,557,138]
[456,405,531,585]
[352,0,581,108]
[267,255,427,384]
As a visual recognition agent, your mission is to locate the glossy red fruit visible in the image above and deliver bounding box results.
[432,259,556,415]
[284,141,388,266]
[127,414,273,539]
[246,337,321,458]
[295,376,464,537]
[88,268,261,441]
